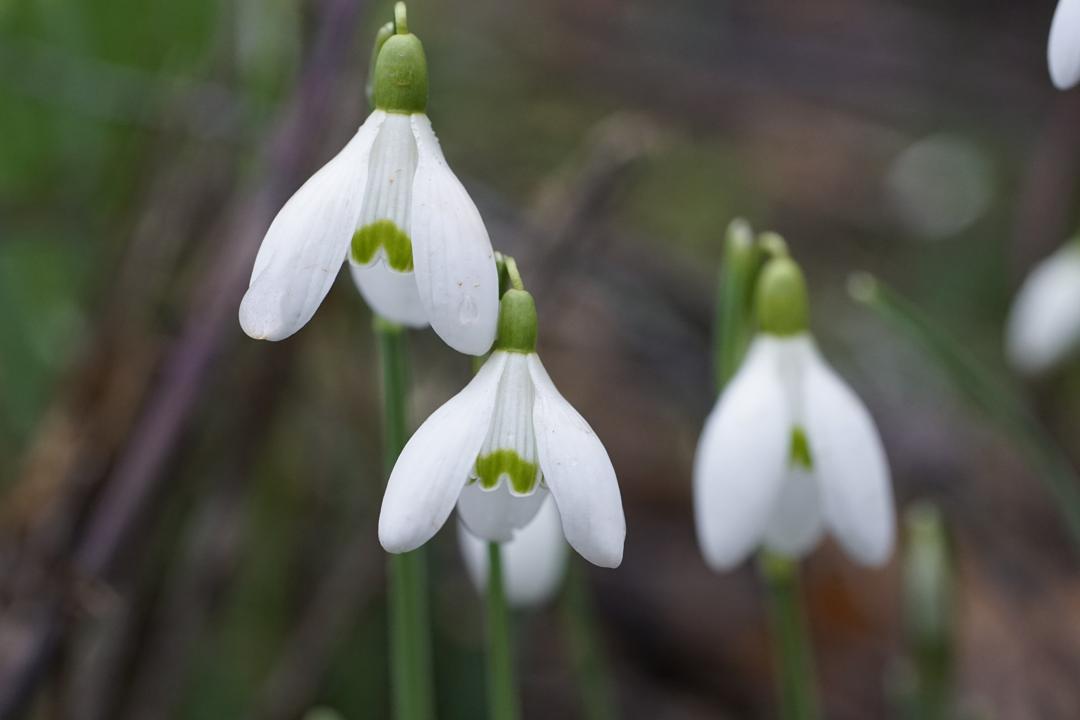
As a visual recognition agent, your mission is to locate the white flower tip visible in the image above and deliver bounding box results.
[696,529,752,573]
[239,285,297,341]
[1049,0,1080,89]
[584,537,624,569]
[1005,246,1080,375]
[377,515,425,555]
[846,529,895,568]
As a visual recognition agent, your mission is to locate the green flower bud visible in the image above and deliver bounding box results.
[756,253,809,336]
[372,4,428,114]
[494,289,538,353]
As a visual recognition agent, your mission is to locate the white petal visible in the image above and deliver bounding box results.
[528,355,625,568]
[457,497,568,608]
[804,350,895,567]
[378,352,508,553]
[476,353,540,492]
[1049,0,1080,89]
[762,468,825,559]
[409,114,498,356]
[457,482,547,542]
[239,111,384,340]
[349,113,419,270]
[692,337,792,571]
[349,263,428,327]
[1006,244,1080,375]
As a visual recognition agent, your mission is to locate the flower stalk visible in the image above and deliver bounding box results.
[711,226,821,720]
[760,552,820,720]
[375,317,435,720]
[714,219,759,390]
[486,542,522,720]
[561,558,618,720]
[897,503,954,720]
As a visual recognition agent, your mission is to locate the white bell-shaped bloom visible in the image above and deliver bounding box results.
[1049,0,1080,90]
[1006,242,1080,375]
[379,290,625,568]
[694,334,895,570]
[457,497,568,607]
[694,250,894,570]
[239,20,498,354]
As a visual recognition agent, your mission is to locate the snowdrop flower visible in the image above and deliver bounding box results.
[1049,0,1080,90]
[1006,240,1080,375]
[457,497,568,607]
[694,250,895,570]
[379,285,625,568]
[239,3,498,354]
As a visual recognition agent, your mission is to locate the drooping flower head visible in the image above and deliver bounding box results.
[240,3,498,355]
[379,270,625,568]
[1049,0,1080,90]
[1005,238,1080,375]
[693,240,895,570]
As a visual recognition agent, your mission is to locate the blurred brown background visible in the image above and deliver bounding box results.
[1,0,1079,718]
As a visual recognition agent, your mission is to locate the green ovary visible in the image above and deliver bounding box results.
[790,426,813,469]
[474,450,540,495]
[351,219,414,271]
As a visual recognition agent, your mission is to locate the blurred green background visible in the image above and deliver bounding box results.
[2,0,1079,718]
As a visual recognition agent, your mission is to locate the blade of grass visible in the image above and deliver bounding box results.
[848,272,1080,553]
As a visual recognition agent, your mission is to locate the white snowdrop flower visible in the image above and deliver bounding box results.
[694,251,895,571]
[457,497,568,608]
[379,287,626,568]
[1049,0,1080,90]
[1006,241,1080,375]
[239,5,498,354]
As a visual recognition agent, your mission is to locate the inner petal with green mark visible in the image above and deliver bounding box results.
[474,449,540,495]
[469,353,543,496]
[351,220,413,271]
[349,112,417,272]
[789,426,814,470]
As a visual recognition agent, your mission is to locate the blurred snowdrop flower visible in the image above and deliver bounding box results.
[1049,0,1080,90]
[239,3,498,355]
[457,497,568,607]
[379,286,626,568]
[1006,241,1080,375]
[694,245,895,570]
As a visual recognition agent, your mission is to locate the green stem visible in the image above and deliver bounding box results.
[486,542,521,720]
[375,317,435,720]
[560,557,618,720]
[760,552,820,720]
[365,21,395,107]
[849,272,1080,554]
[714,219,760,391]
[899,503,954,720]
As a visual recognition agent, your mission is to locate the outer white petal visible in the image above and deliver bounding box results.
[692,337,792,571]
[762,468,825,559]
[456,483,547,543]
[378,353,508,553]
[349,263,428,328]
[528,355,625,568]
[240,111,384,340]
[1049,0,1080,90]
[1006,244,1080,375]
[804,350,895,567]
[409,114,498,356]
[457,497,568,608]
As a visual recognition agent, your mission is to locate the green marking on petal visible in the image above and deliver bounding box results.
[351,220,414,271]
[474,450,540,495]
[790,426,813,469]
